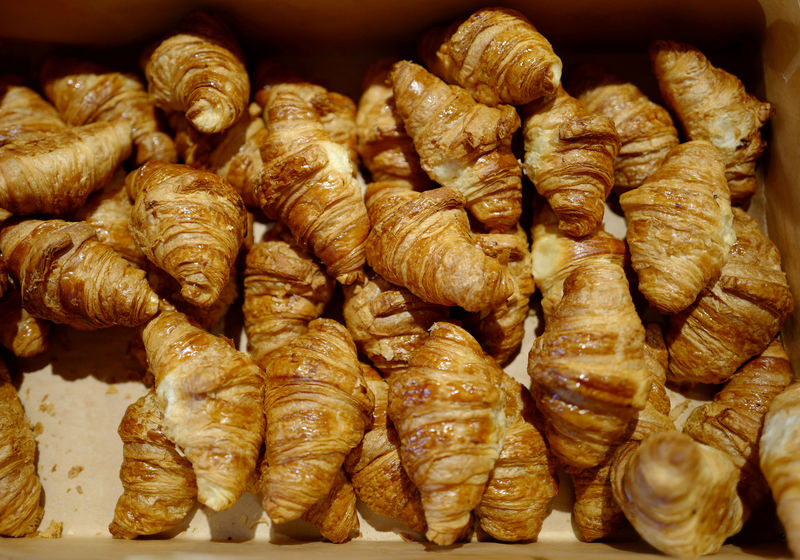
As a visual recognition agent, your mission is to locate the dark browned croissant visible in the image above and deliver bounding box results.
[0,290,50,358]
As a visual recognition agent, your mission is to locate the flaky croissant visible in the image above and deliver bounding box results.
[301,469,360,543]
[667,207,794,384]
[569,65,680,193]
[259,318,373,525]
[127,160,247,308]
[522,85,620,237]
[419,7,561,106]
[392,61,522,232]
[651,40,773,205]
[620,140,736,314]
[142,309,265,512]
[0,291,50,358]
[0,357,43,537]
[0,77,65,144]
[0,219,159,330]
[365,183,513,312]
[388,321,506,546]
[0,120,131,216]
[144,11,249,134]
[528,259,649,470]
[108,391,197,539]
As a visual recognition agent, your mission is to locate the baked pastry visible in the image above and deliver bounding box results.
[0,290,50,358]
[0,76,65,144]
[301,470,360,543]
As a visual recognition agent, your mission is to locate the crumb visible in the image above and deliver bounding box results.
[105,385,119,395]
[33,422,43,436]
[51,464,57,472]
[76,485,83,495]
[37,520,63,539]
[38,401,55,416]
[66,488,71,493]
[67,465,83,479]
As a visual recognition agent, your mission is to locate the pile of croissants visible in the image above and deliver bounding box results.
[0,6,797,557]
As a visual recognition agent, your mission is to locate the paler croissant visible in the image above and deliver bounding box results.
[0,219,159,330]
[650,40,773,205]
[108,391,197,539]
[666,207,794,385]
[419,7,562,106]
[619,140,736,314]
[522,85,620,237]
[0,291,50,358]
[142,309,265,512]
[388,321,506,546]
[392,60,522,232]
[0,76,65,144]
[301,469,360,543]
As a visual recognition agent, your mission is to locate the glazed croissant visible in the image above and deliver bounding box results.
[41,56,177,164]
[0,219,159,330]
[528,259,649,470]
[388,321,506,546]
[569,65,680,193]
[0,357,43,537]
[0,291,50,358]
[419,7,562,106]
[144,11,249,134]
[667,207,794,385]
[0,77,65,144]
[619,140,736,314]
[651,40,773,205]
[365,183,513,312]
[0,120,131,216]
[108,391,197,539]
[260,318,373,525]
[760,380,800,558]
[142,309,265,512]
[301,469,360,543]
[391,60,522,232]
[522,85,620,237]
[127,160,248,308]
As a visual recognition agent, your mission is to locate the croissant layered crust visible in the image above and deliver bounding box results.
[0,78,65,144]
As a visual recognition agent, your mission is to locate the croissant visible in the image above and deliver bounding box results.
[0,120,131,216]
[528,259,649,470]
[108,391,197,539]
[41,56,176,164]
[0,291,50,358]
[611,431,743,556]
[667,207,794,384]
[144,11,249,134]
[760,380,800,557]
[569,65,680,193]
[388,321,506,546]
[142,309,265,511]
[127,160,247,308]
[259,318,373,524]
[0,77,65,144]
[650,40,773,205]
[522,85,620,237]
[0,219,159,330]
[0,357,43,537]
[365,183,513,312]
[619,141,736,314]
[256,81,369,285]
[242,226,335,368]
[419,7,561,106]
[475,372,558,542]
[391,60,522,232]
[301,469,360,543]
[0,255,7,299]
[344,364,426,533]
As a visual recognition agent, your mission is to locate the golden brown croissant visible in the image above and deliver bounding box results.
[620,140,736,314]
[365,183,513,312]
[388,321,506,546]
[522,85,620,237]
[0,76,65,144]
[256,81,369,285]
[760,380,800,558]
[242,226,335,368]
[344,364,426,533]
[144,11,249,134]
[127,160,247,308]
[650,40,773,205]
[569,65,680,193]
[0,219,159,330]
[108,391,197,539]
[528,259,649,470]
[142,309,265,511]
[0,291,50,358]
[391,60,522,232]
[666,207,794,384]
[0,120,131,216]
[0,357,43,537]
[611,431,743,556]
[475,372,558,542]
[41,56,177,164]
[342,268,449,379]
[419,7,562,106]
[301,469,360,543]
[259,318,373,524]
